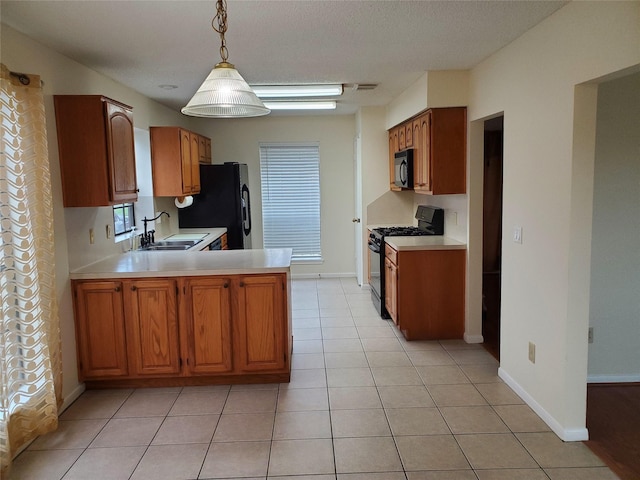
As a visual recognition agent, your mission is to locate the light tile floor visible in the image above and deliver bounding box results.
[10,278,619,480]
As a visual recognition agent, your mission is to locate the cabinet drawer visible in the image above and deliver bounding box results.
[385,244,398,265]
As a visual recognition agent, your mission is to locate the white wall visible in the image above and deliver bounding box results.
[467,1,640,440]
[2,25,195,403]
[587,71,640,382]
[195,115,357,277]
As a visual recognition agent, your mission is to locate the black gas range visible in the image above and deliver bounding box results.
[368,205,444,319]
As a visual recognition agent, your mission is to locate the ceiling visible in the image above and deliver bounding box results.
[1,0,567,116]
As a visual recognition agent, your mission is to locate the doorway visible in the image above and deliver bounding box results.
[482,116,504,360]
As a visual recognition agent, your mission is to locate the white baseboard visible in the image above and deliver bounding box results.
[463,333,484,344]
[587,373,640,383]
[498,367,589,442]
[59,383,86,414]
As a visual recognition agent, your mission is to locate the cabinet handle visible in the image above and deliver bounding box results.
[114,286,120,292]
[239,281,245,287]
[131,285,137,291]
[223,283,229,288]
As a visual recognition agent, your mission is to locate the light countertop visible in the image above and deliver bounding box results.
[70,248,293,280]
[384,236,466,251]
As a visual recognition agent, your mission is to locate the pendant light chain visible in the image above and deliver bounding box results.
[212,0,229,63]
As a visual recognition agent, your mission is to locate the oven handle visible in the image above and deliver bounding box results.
[368,241,381,253]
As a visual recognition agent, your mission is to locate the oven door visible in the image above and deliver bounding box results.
[369,238,390,319]
[368,241,382,298]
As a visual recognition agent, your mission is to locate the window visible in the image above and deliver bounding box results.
[112,203,135,236]
[260,144,321,262]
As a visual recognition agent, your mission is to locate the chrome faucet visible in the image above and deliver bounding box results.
[140,211,170,247]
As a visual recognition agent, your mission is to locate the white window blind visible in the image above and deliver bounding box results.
[260,144,321,261]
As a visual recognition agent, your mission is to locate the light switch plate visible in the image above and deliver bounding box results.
[513,226,523,244]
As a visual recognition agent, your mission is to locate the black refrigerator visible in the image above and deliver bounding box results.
[178,162,252,249]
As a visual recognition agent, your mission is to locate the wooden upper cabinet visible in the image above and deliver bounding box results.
[73,280,129,380]
[54,95,138,207]
[125,278,181,377]
[388,107,466,195]
[181,277,233,374]
[412,118,424,191]
[189,132,201,192]
[150,127,205,197]
[424,107,466,195]
[404,122,414,148]
[414,112,432,193]
[388,127,402,192]
[197,134,212,164]
[234,274,287,373]
[205,137,212,163]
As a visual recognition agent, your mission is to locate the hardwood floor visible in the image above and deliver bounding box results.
[585,383,640,480]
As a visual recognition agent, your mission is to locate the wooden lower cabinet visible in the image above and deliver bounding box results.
[234,275,287,372]
[384,256,398,324]
[73,280,129,379]
[181,277,233,374]
[384,245,465,340]
[125,278,181,377]
[72,272,290,387]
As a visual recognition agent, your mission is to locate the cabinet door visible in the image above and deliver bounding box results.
[183,277,233,374]
[419,112,432,192]
[412,119,422,190]
[429,107,467,195]
[104,100,138,203]
[198,135,207,164]
[189,132,201,193]
[384,257,398,325]
[180,129,193,194]
[125,279,181,376]
[404,122,413,148]
[389,127,402,191]
[205,137,212,163]
[398,126,406,150]
[234,275,287,372]
[73,281,129,379]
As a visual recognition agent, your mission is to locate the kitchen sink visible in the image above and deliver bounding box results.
[151,240,201,247]
[139,239,203,251]
[141,244,193,251]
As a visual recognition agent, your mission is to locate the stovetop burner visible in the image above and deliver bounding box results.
[374,226,430,237]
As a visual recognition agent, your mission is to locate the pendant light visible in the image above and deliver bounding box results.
[181,0,269,118]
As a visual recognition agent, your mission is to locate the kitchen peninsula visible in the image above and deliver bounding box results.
[69,248,293,389]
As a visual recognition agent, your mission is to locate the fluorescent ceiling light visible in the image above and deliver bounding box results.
[263,101,337,110]
[252,84,343,98]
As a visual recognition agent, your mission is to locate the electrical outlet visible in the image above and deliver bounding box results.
[528,342,536,364]
[452,211,458,225]
[89,228,95,244]
[513,226,523,244]
[588,327,594,344]
[106,224,112,239]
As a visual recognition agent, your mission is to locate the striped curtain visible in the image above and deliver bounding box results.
[0,64,62,472]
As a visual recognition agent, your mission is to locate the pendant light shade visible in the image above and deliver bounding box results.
[181,0,269,118]
[181,62,270,118]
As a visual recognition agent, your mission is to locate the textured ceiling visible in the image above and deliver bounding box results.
[1,0,567,115]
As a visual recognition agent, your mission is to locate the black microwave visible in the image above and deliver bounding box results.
[394,149,414,188]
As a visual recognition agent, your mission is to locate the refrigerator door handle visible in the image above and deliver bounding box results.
[241,184,251,235]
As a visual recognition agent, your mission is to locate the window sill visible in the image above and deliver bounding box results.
[291,257,324,265]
